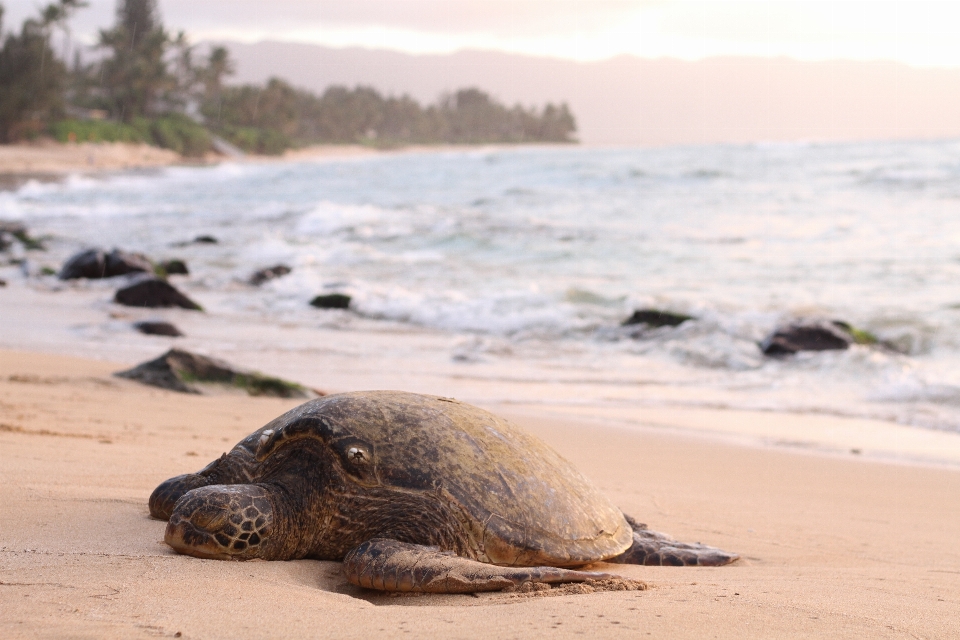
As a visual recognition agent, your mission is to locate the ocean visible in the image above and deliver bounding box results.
[5,140,960,432]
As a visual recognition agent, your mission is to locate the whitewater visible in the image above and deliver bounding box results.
[4,140,960,432]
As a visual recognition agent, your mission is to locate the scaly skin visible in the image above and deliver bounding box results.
[156,391,739,592]
[342,539,619,593]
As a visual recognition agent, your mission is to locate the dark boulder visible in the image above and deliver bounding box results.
[249,264,292,286]
[761,320,855,356]
[0,222,24,251]
[310,293,351,309]
[59,248,153,280]
[173,235,218,247]
[622,309,694,328]
[0,221,43,250]
[159,259,189,275]
[114,278,202,310]
[133,321,184,337]
[114,348,313,398]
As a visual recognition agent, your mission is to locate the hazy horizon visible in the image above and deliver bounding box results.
[4,0,960,67]
[5,0,960,146]
[213,41,960,146]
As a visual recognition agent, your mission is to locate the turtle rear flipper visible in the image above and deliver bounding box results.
[343,539,618,593]
[608,517,739,566]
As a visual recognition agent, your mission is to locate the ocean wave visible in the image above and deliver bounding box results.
[10,140,960,433]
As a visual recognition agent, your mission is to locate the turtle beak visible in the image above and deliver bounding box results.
[164,485,275,560]
[149,473,213,521]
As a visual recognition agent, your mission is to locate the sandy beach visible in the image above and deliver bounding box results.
[0,140,424,180]
[0,142,186,176]
[3,141,960,639]
[2,348,959,639]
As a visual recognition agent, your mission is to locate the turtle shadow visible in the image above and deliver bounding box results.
[327,575,648,607]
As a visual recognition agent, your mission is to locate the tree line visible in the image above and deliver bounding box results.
[0,0,577,155]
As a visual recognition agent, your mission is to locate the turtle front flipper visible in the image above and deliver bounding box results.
[342,539,619,594]
[608,516,739,566]
[164,484,291,560]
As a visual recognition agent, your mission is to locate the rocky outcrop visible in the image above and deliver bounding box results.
[158,259,189,275]
[760,320,879,355]
[310,293,351,309]
[114,348,315,398]
[172,235,218,247]
[622,309,694,328]
[249,264,291,286]
[59,248,153,280]
[114,278,202,310]
[133,321,184,337]
[0,221,43,251]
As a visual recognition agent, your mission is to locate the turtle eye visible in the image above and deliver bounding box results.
[346,446,368,463]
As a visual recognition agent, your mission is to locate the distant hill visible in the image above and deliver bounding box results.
[216,41,960,146]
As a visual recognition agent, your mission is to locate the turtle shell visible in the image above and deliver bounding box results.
[253,390,633,567]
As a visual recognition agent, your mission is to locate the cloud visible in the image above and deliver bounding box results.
[3,0,960,66]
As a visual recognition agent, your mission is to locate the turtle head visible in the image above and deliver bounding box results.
[149,473,213,521]
[150,449,260,521]
[164,484,281,560]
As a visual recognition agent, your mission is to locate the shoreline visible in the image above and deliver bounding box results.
[1,347,959,638]
[0,140,581,182]
[3,275,960,470]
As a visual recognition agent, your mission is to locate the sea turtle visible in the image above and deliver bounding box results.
[150,391,738,593]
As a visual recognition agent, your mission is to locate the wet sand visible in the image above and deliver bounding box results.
[1,348,959,639]
[0,141,472,180]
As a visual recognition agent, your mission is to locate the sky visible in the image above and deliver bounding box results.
[3,0,960,66]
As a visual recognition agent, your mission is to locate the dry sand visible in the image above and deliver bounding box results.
[0,142,185,176]
[1,349,959,639]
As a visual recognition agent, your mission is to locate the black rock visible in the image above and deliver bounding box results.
[59,248,153,280]
[114,348,312,398]
[622,309,694,328]
[760,321,852,356]
[0,221,43,250]
[249,264,292,286]
[0,222,22,251]
[114,278,203,310]
[194,235,218,244]
[0,279,6,287]
[133,321,184,337]
[310,293,351,309]
[159,259,189,275]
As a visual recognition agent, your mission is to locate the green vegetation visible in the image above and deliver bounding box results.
[848,327,879,345]
[204,82,577,154]
[832,320,879,345]
[49,118,143,143]
[0,0,85,142]
[1,0,578,153]
[178,369,308,398]
[232,373,308,398]
[10,227,45,250]
[50,115,210,156]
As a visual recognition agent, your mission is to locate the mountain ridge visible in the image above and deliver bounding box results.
[213,41,960,146]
